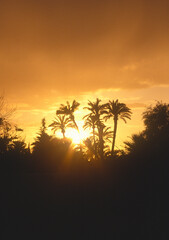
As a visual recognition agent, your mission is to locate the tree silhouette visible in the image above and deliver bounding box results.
[104,99,132,156]
[96,125,113,157]
[83,137,97,161]
[83,115,98,159]
[10,126,28,158]
[142,101,169,137]
[84,98,106,159]
[49,115,74,138]
[0,95,15,122]
[56,100,80,131]
[0,135,12,157]
[32,118,52,154]
[56,100,84,156]
[124,133,146,154]
[124,102,169,158]
[0,116,16,158]
[0,95,27,162]
[0,95,15,139]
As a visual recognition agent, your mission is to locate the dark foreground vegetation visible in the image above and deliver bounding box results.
[0,98,169,239]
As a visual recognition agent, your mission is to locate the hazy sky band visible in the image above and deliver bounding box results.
[1,0,169,99]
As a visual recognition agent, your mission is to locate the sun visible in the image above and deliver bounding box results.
[66,128,89,144]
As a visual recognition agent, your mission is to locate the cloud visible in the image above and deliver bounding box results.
[0,0,169,103]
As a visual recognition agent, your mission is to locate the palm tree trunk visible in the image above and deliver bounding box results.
[98,125,104,160]
[112,117,117,156]
[62,130,65,138]
[71,115,79,131]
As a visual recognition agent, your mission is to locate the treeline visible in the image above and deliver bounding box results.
[1,97,169,238]
[0,97,169,173]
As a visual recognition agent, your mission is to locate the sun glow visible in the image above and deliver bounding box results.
[66,128,89,144]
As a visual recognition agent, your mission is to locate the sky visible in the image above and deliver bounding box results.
[0,0,169,147]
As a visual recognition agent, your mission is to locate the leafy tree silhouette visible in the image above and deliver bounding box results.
[0,116,17,158]
[9,126,29,159]
[32,118,53,155]
[124,101,169,159]
[0,95,15,140]
[104,99,132,156]
[32,118,73,171]
[0,95,17,154]
[142,101,169,160]
[49,114,74,138]
[124,133,146,155]
[11,140,27,154]
[0,95,15,123]
[142,101,169,137]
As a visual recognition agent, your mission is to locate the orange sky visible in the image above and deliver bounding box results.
[1,0,169,147]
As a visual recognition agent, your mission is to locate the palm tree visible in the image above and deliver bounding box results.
[56,100,80,131]
[56,100,83,156]
[84,98,106,159]
[83,137,97,161]
[83,115,98,157]
[49,115,74,138]
[83,98,106,121]
[95,125,113,157]
[102,126,113,143]
[104,99,132,156]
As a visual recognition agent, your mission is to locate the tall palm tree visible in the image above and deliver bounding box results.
[84,98,106,159]
[83,98,106,121]
[56,100,84,156]
[83,115,98,159]
[49,115,74,138]
[104,99,132,156]
[56,100,80,131]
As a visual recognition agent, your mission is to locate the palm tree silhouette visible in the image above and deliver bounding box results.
[95,125,113,157]
[101,126,113,143]
[56,100,80,131]
[83,115,98,159]
[49,115,74,138]
[84,98,105,120]
[84,98,106,159]
[83,137,97,161]
[56,100,84,155]
[104,99,132,156]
